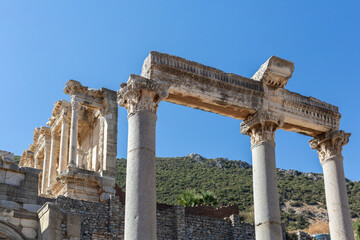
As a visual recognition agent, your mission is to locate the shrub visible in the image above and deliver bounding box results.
[290,201,303,207]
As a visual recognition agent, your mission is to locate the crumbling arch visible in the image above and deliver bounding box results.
[0,221,26,240]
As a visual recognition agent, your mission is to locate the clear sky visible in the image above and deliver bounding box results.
[0,1,359,180]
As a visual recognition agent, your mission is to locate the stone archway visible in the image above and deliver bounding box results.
[0,222,26,240]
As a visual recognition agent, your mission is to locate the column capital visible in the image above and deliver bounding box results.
[240,109,284,147]
[309,129,351,164]
[70,96,81,109]
[117,74,168,116]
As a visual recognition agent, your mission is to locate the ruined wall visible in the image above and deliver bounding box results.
[0,151,54,240]
[41,195,255,240]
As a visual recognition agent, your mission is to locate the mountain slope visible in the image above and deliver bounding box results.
[115,154,360,230]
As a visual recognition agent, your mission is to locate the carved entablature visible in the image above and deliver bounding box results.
[19,150,35,167]
[47,100,71,128]
[309,130,351,164]
[240,110,284,146]
[21,126,51,170]
[117,74,169,116]
[141,51,341,137]
[64,80,105,109]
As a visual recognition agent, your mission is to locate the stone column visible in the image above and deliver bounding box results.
[41,131,51,194]
[240,110,284,240]
[68,96,80,167]
[34,155,39,169]
[58,117,69,173]
[117,75,168,240]
[310,130,354,240]
[47,131,58,189]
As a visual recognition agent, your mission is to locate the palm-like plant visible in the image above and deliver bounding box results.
[177,189,218,207]
[201,190,218,206]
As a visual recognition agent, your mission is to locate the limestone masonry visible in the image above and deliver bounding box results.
[0,52,353,240]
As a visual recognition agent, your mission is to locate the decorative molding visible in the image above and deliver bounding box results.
[309,130,351,163]
[251,56,294,88]
[19,150,35,167]
[142,51,341,135]
[117,74,168,116]
[240,110,284,146]
[64,79,104,99]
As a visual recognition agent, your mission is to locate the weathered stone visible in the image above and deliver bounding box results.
[21,218,38,228]
[241,110,283,240]
[0,200,21,210]
[22,227,37,238]
[8,217,21,226]
[118,75,168,240]
[0,150,14,162]
[23,203,42,213]
[4,171,25,186]
[310,130,354,240]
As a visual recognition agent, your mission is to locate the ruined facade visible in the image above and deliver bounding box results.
[0,52,354,240]
[19,81,118,202]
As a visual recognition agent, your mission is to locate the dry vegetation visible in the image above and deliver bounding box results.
[305,221,330,235]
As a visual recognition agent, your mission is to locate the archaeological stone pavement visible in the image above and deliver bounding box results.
[0,51,354,240]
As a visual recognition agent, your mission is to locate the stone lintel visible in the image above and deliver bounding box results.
[251,56,294,88]
[141,51,340,137]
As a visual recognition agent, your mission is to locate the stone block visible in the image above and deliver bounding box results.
[0,208,14,217]
[9,217,21,226]
[21,218,38,228]
[13,209,38,219]
[22,227,37,238]
[2,216,21,227]
[66,213,81,238]
[23,204,42,213]
[0,150,14,162]
[0,200,21,210]
[5,171,25,186]
[0,169,5,183]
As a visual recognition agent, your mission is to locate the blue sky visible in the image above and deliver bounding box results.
[0,1,359,180]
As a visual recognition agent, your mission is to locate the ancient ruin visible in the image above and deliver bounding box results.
[0,52,354,240]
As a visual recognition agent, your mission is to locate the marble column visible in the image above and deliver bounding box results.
[68,96,80,167]
[47,131,58,188]
[310,130,354,240]
[117,75,168,240]
[34,155,39,169]
[241,110,284,240]
[41,132,51,194]
[58,117,69,173]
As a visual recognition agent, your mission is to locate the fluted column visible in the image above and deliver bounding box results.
[241,110,284,240]
[68,96,80,167]
[58,117,69,173]
[117,75,168,240]
[310,130,354,240]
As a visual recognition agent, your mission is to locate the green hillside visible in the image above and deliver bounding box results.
[116,154,360,231]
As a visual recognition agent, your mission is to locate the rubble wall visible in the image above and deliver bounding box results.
[51,196,255,240]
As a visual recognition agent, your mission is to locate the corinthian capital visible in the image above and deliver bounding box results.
[309,130,350,164]
[117,74,168,116]
[70,96,81,109]
[240,110,284,146]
